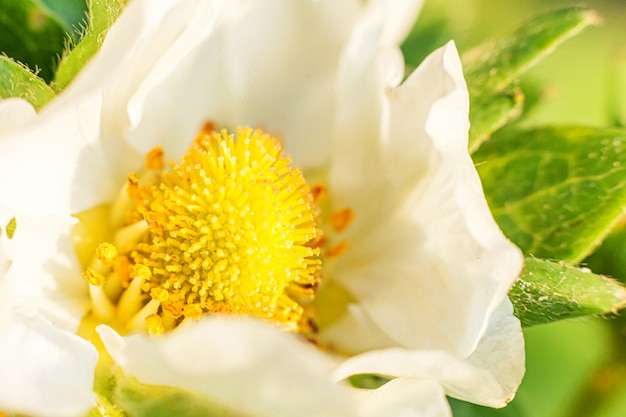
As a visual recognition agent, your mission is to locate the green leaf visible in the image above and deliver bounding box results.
[510,258,626,327]
[53,0,123,91]
[0,0,71,83]
[462,8,600,152]
[463,8,599,94]
[114,375,246,417]
[475,126,626,263]
[469,87,524,145]
[0,56,56,108]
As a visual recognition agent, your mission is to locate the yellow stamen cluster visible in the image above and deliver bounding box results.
[133,127,321,329]
[82,126,321,333]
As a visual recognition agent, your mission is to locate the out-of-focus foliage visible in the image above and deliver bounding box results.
[0,0,74,82]
[461,8,599,151]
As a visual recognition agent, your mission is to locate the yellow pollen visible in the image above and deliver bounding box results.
[134,264,152,280]
[151,287,170,302]
[83,268,106,286]
[95,242,118,267]
[82,126,322,333]
[330,208,355,232]
[144,212,161,232]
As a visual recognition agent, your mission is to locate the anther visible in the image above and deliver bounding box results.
[151,287,170,302]
[83,268,106,286]
[113,256,133,287]
[183,303,203,319]
[327,241,350,258]
[81,127,322,334]
[133,264,152,280]
[202,121,216,134]
[127,173,140,197]
[310,184,327,203]
[95,242,118,267]
[330,208,355,232]
[146,147,164,170]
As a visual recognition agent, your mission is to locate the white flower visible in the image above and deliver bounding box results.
[0,0,524,416]
[0,133,98,417]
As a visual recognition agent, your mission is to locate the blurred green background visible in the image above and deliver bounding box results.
[418,0,626,128]
[2,0,626,416]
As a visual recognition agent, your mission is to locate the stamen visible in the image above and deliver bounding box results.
[117,276,144,320]
[330,208,355,232]
[89,285,116,320]
[146,314,165,335]
[310,184,327,203]
[126,299,160,332]
[182,303,203,320]
[80,126,322,334]
[126,173,140,197]
[95,242,118,267]
[146,147,164,170]
[113,221,148,251]
[327,241,350,258]
[202,121,216,134]
[113,255,133,287]
[83,268,106,286]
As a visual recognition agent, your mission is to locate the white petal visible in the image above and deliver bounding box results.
[328,42,523,357]
[331,301,524,408]
[350,379,451,417]
[125,0,363,167]
[0,0,203,215]
[0,208,88,332]
[0,98,37,136]
[98,318,355,417]
[98,0,219,150]
[319,302,399,353]
[0,95,115,214]
[333,349,499,394]
[328,2,406,206]
[452,299,525,407]
[0,314,98,417]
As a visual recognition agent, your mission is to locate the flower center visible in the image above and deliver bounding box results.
[79,126,321,334]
